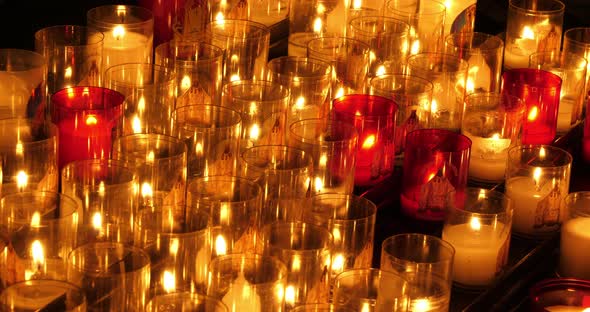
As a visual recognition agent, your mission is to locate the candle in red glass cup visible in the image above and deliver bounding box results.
[401,129,471,221]
[332,94,397,187]
[501,68,562,145]
[51,86,124,170]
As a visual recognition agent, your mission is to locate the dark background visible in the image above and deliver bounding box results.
[0,0,588,50]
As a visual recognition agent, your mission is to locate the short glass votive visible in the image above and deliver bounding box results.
[248,0,289,28]
[0,118,58,195]
[444,32,504,93]
[288,119,358,195]
[529,51,587,135]
[103,63,176,135]
[0,49,46,119]
[60,159,137,246]
[332,268,409,312]
[186,176,262,257]
[369,74,432,156]
[222,80,290,149]
[147,292,228,311]
[50,86,125,171]
[559,192,590,280]
[503,0,564,70]
[291,303,354,312]
[0,280,87,311]
[563,28,590,101]
[461,93,525,184]
[172,104,242,178]
[529,278,590,312]
[380,234,455,312]
[0,191,79,289]
[332,94,397,188]
[505,145,572,237]
[405,53,469,131]
[442,188,513,288]
[289,32,322,57]
[66,242,151,311]
[155,40,225,106]
[261,222,332,310]
[401,129,472,221]
[87,5,154,74]
[348,16,410,76]
[305,194,376,279]
[501,68,562,145]
[207,254,287,311]
[112,134,188,208]
[266,56,332,123]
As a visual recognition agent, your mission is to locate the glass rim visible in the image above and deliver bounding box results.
[405,128,472,152]
[222,80,291,103]
[307,36,371,57]
[263,221,333,253]
[565,191,590,218]
[241,144,313,173]
[103,62,176,87]
[449,187,514,218]
[113,133,188,162]
[0,118,58,148]
[187,175,262,205]
[528,51,588,69]
[382,233,456,264]
[172,104,243,130]
[564,27,590,47]
[369,73,435,95]
[508,0,565,15]
[507,144,573,169]
[386,0,447,16]
[501,68,563,89]
[0,279,87,307]
[34,25,105,47]
[1,191,79,223]
[155,40,225,65]
[208,253,288,289]
[67,242,151,275]
[60,158,137,185]
[87,4,155,29]
[50,86,126,112]
[334,267,407,284]
[310,193,377,221]
[135,207,209,237]
[444,32,504,52]
[348,15,410,35]
[406,52,470,73]
[207,19,271,41]
[464,92,525,113]
[288,118,359,144]
[332,94,399,117]
[0,49,46,70]
[291,303,355,312]
[147,292,228,310]
[267,56,332,81]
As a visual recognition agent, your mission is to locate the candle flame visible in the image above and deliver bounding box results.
[313,17,323,34]
[31,240,45,268]
[292,255,301,272]
[65,67,72,79]
[146,151,155,164]
[230,74,241,82]
[521,26,535,40]
[353,0,362,9]
[533,167,542,186]
[16,170,28,191]
[477,188,486,200]
[314,176,324,193]
[410,40,421,55]
[92,212,103,231]
[376,65,386,76]
[285,285,296,306]
[539,147,546,159]
[431,99,438,113]
[470,217,482,231]
[162,270,176,293]
[248,102,258,115]
[141,182,153,199]
[361,302,371,312]
[15,141,23,156]
[334,87,345,99]
[319,154,327,168]
[427,172,436,182]
[85,115,98,126]
[131,115,142,134]
[219,203,230,225]
[317,3,326,13]
[138,96,146,113]
[527,106,538,121]
[169,237,179,256]
[362,134,375,149]
[331,253,345,273]
[295,96,305,110]
[30,211,41,228]
[215,11,225,24]
[491,133,501,140]
[249,124,261,141]
[215,234,227,256]
[113,25,126,40]
[195,142,204,155]
[413,299,431,312]
[180,75,191,93]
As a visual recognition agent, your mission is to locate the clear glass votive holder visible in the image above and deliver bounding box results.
[444,32,504,93]
[0,191,79,289]
[291,303,354,311]
[563,28,590,101]
[332,268,409,312]
[501,68,562,145]
[405,52,469,132]
[147,292,228,311]
[503,0,564,70]
[505,145,572,237]
[66,242,151,311]
[248,0,289,28]
[289,0,329,41]
[87,5,154,74]
[380,234,455,312]
[0,280,87,311]
[529,278,590,312]
[207,254,287,311]
[171,104,242,178]
[288,119,358,195]
[0,118,58,195]
[461,93,525,184]
[559,192,590,280]
[289,32,322,58]
[442,188,513,288]
[332,94,397,188]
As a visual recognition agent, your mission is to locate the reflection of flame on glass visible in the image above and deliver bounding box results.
[230,74,241,82]
[334,87,345,99]
[376,65,386,76]
[313,17,323,34]
[331,253,345,273]
[470,217,481,231]
[141,182,153,200]
[132,115,142,134]
[113,25,126,40]
[15,141,23,157]
[180,75,191,93]
[295,96,306,111]
[162,270,176,293]
[31,240,45,270]
[361,302,371,312]
[249,124,261,141]
[427,172,436,182]
[410,40,421,55]
[362,134,375,149]
[431,99,438,114]
[195,142,204,156]
[413,299,431,312]
[219,203,230,225]
[85,115,98,126]
[317,3,326,14]
[292,255,301,272]
[31,211,41,228]
[527,106,538,121]
[478,188,486,200]
[248,102,258,115]
[314,177,324,193]
[146,151,155,164]
[138,96,146,113]
[319,154,328,168]
[92,212,103,232]
[285,285,296,306]
[65,67,72,80]
[332,228,341,244]
[16,170,28,191]
[169,237,179,256]
[353,0,362,9]
[215,234,227,256]
[116,5,127,16]
[539,146,546,159]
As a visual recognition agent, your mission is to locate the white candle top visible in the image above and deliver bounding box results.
[222,272,262,311]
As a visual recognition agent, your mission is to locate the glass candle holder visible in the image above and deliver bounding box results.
[442,188,513,288]
[505,145,572,237]
[289,32,323,58]
[332,94,398,188]
[444,32,504,93]
[348,16,410,76]
[288,0,331,51]
[147,292,228,311]
[332,268,409,312]
[207,254,287,311]
[529,51,587,135]
[461,93,525,184]
[87,5,154,74]
[0,280,86,311]
[444,0,477,35]
[369,74,432,157]
[222,80,290,149]
[60,159,137,246]
[112,134,188,208]
[266,56,332,123]
[34,26,103,99]
[0,118,58,195]
[135,207,211,294]
[291,303,354,311]
[501,68,562,145]
[384,0,446,54]
[248,0,289,28]
[261,222,332,310]
[563,28,590,102]
[0,49,46,119]
[50,86,125,170]
[307,36,371,98]
[305,194,376,279]
[66,242,150,311]
[186,176,262,257]
[155,40,225,106]
[503,0,564,70]
[380,234,454,312]
[406,52,469,132]
[0,191,79,289]
[172,104,242,178]
[401,129,472,221]
[529,278,590,312]
[559,192,590,280]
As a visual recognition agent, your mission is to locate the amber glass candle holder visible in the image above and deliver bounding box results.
[0,280,87,311]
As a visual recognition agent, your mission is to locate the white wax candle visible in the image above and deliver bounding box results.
[100,28,153,72]
[442,221,510,286]
[560,217,590,279]
[464,133,510,182]
[504,37,536,70]
[556,97,576,133]
[544,305,589,312]
[444,0,477,35]
[222,273,262,312]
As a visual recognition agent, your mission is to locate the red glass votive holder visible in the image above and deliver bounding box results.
[50,86,124,170]
[501,68,562,145]
[401,129,471,221]
[529,278,590,311]
[332,94,398,187]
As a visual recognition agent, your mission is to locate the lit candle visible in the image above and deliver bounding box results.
[504,25,539,69]
[355,132,380,187]
[560,216,590,279]
[464,133,511,182]
[100,25,152,72]
[556,96,576,132]
[544,306,590,312]
[221,272,262,312]
[57,114,112,170]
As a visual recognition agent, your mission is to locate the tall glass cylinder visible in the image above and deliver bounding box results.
[560,192,590,280]
[563,28,590,102]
